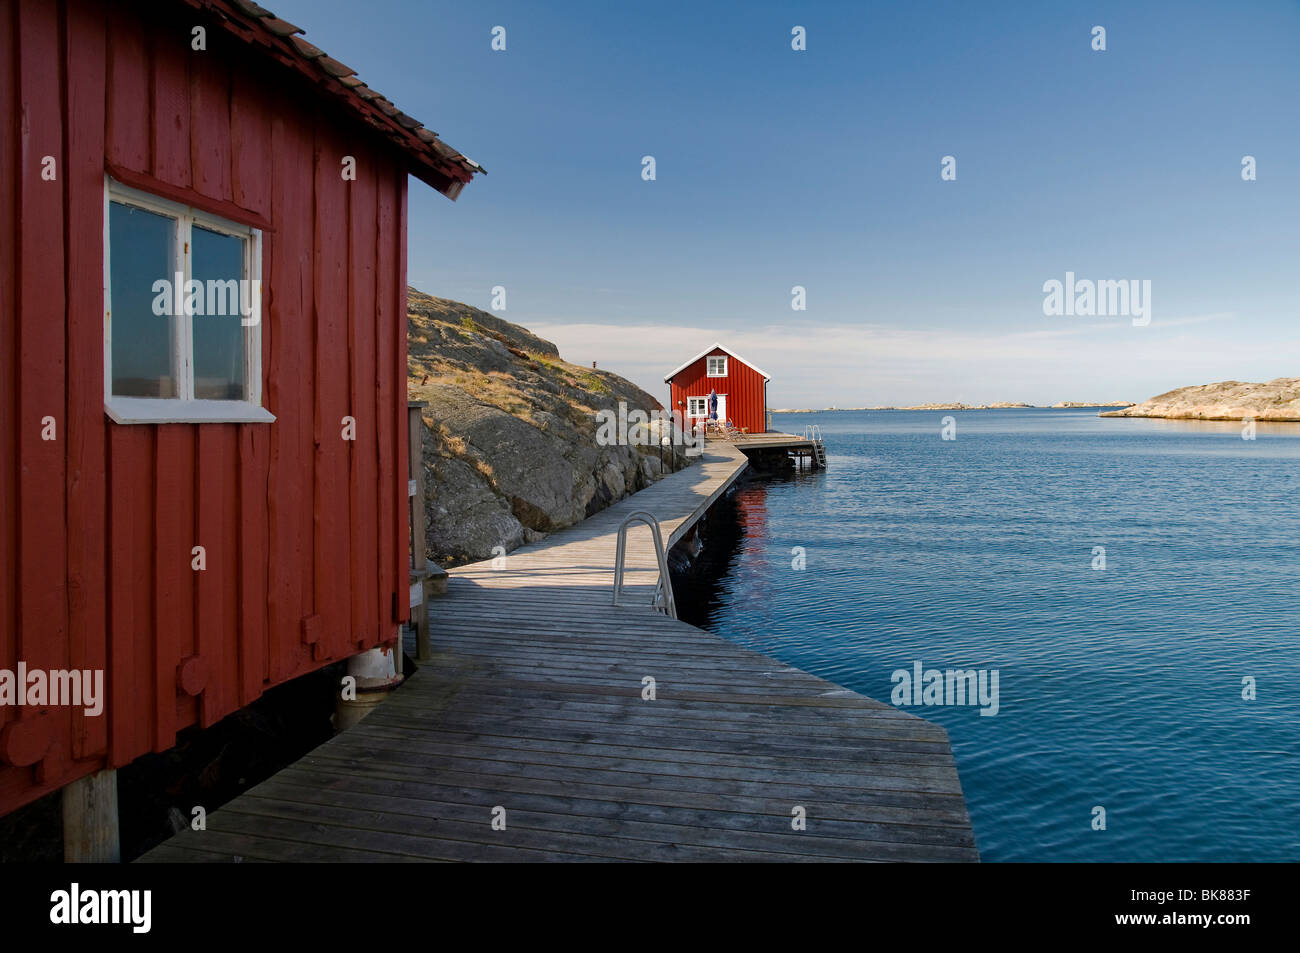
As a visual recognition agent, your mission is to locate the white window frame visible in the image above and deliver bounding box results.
[687,396,709,418]
[103,176,273,424]
[706,355,728,377]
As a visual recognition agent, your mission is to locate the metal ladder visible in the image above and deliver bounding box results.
[803,424,828,468]
[612,511,677,619]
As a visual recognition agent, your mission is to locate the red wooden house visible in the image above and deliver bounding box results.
[0,0,481,827]
[664,343,771,435]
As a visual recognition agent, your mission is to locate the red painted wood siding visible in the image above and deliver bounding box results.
[0,0,411,816]
[667,347,768,434]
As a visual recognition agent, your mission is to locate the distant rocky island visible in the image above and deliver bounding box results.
[1052,401,1133,409]
[895,402,1035,411]
[1099,377,1300,421]
[771,401,1133,413]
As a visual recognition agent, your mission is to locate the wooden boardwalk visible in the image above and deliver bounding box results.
[140,444,977,862]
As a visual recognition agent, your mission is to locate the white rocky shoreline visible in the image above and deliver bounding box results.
[1098,377,1300,421]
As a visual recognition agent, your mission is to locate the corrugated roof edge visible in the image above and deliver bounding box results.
[184,0,485,199]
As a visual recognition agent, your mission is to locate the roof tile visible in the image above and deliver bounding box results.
[229,0,273,16]
[288,34,324,59]
[259,16,302,37]
[317,55,356,78]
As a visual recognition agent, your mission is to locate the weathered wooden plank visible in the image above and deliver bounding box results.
[392,178,409,625]
[334,729,961,783]
[189,44,232,202]
[385,673,909,709]
[0,0,17,747]
[229,68,271,218]
[63,0,109,760]
[380,681,938,727]
[195,426,238,726]
[258,767,975,831]
[212,798,899,862]
[287,754,970,822]
[141,827,428,864]
[16,0,68,777]
[198,808,604,863]
[374,164,398,640]
[105,3,150,173]
[238,426,269,704]
[226,791,974,861]
[392,645,869,687]
[266,97,315,683]
[133,842,272,863]
[347,155,379,649]
[150,23,190,187]
[108,427,152,765]
[152,427,185,749]
[348,717,955,764]
[312,109,350,660]
[381,685,927,731]
[314,737,965,796]
[248,782,977,851]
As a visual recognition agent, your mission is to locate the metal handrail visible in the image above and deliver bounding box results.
[612,511,677,619]
[801,424,828,469]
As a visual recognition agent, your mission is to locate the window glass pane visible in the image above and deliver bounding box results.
[191,225,248,401]
[109,202,176,397]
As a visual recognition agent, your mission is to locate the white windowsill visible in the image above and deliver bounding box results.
[105,397,276,425]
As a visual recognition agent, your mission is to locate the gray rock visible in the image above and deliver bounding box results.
[1100,377,1300,421]
[424,452,524,563]
[409,288,694,567]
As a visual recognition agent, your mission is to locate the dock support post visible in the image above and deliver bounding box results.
[336,645,403,731]
[62,769,119,863]
[408,402,432,662]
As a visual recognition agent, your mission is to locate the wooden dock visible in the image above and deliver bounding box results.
[724,430,828,468]
[140,444,976,862]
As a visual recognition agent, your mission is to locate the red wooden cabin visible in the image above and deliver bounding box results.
[664,343,771,435]
[0,0,481,822]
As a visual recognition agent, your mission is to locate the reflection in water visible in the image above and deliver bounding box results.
[674,467,825,645]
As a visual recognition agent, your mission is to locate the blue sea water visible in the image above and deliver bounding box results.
[689,408,1300,862]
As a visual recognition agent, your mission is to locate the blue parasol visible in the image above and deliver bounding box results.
[708,390,718,420]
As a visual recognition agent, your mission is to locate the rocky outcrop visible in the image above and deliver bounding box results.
[1053,401,1133,408]
[1099,378,1300,421]
[408,288,689,566]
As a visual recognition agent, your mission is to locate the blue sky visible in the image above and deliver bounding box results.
[273,0,1300,406]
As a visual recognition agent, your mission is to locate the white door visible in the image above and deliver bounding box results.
[716,394,727,423]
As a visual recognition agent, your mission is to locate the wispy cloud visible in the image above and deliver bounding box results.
[528,312,1294,407]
